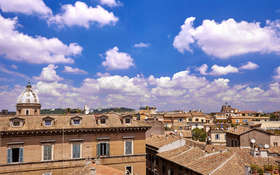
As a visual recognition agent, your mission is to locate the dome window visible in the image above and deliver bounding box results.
[120,115,132,125]
[95,115,108,125]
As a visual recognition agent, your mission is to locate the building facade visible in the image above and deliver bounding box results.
[0,84,150,175]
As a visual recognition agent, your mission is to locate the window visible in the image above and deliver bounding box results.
[44,120,52,126]
[201,119,204,123]
[73,119,80,125]
[72,143,81,159]
[274,142,278,147]
[42,144,53,161]
[26,110,29,115]
[195,118,199,122]
[13,121,20,127]
[124,140,133,155]
[125,118,131,124]
[125,166,132,175]
[188,118,192,122]
[7,147,23,163]
[178,118,183,122]
[215,134,220,140]
[97,142,109,157]
[43,173,52,175]
[100,118,106,124]
[179,126,183,130]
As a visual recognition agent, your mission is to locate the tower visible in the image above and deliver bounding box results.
[16,82,41,116]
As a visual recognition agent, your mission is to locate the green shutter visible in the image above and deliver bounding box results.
[97,143,100,157]
[106,143,110,156]
[19,148,23,162]
[7,148,12,163]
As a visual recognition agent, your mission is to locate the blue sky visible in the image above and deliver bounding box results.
[1,0,280,112]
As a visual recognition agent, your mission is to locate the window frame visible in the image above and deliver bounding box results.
[97,141,110,157]
[71,142,82,159]
[44,120,52,126]
[41,144,53,161]
[124,139,133,155]
[125,165,133,175]
[7,146,23,164]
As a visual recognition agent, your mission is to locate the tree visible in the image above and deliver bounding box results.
[192,128,206,142]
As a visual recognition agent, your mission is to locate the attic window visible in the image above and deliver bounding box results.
[44,120,52,126]
[73,119,80,125]
[13,121,20,127]
[125,118,131,124]
[100,118,106,124]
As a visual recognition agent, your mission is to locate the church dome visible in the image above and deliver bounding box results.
[17,83,39,104]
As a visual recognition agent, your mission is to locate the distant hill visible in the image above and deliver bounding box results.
[93,107,135,114]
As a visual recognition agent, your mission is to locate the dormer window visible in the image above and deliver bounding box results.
[71,116,82,125]
[10,117,25,127]
[42,117,54,127]
[125,118,131,124]
[44,120,52,126]
[13,121,20,126]
[100,118,106,124]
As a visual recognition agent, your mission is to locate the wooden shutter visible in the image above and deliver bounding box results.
[19,148,23,162]
[7,148,12,163]
[97,143,100,157]
[106,143,110,156]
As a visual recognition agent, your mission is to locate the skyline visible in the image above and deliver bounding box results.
[1,0,280,112]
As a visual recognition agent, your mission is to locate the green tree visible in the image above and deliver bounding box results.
[192,128,206,142]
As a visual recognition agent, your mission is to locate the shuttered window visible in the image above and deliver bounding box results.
[72,143,81,158]
[43,145,52,161]
[97,142,109,157]
[7,147,23,163]
[125,140,133,155]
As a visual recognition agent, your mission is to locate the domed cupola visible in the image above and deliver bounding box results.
[16,82,41,116]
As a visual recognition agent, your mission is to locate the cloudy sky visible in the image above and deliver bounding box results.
[0,0,280,112]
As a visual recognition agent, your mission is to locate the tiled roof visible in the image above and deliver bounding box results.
[0,114,150,132]
[225,125,252,135]
[146,134,182,148]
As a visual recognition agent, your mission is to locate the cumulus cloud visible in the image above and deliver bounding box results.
[196,64,208,75]
[63,66,87,74]
[3,67,280,111]
[196,64,239,76]
[209,65,239,76]
[0,0,52,16]
[34,64,63,82]
[99,0,121,7]
[273,66,280,80]
[173,17,280,58]
[240,61,259,70]
[49,1,118,28]
[0,15,82,64]
[102,46,134,70]
[134,42,150,48]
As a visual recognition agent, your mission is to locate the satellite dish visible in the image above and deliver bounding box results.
[264,144,269,149]
[250,138,256,144]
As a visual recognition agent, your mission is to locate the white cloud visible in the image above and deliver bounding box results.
[49,1,118,28]
[240,61,259,70]
[0,15,82,64]
[11,64,18,69]
[99,0,121,7]
[196,64,208,75]
[63,66,87,74]
[273,66,280,80]
[0,0,52,16]
[0,64,29,79]
[102,46,134,70]
[209,64,239,76]
[196,64,239,76]
[34,64,63,82]
[173,17,280,58]
[3,68,280,111]
[134,42,150,48]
